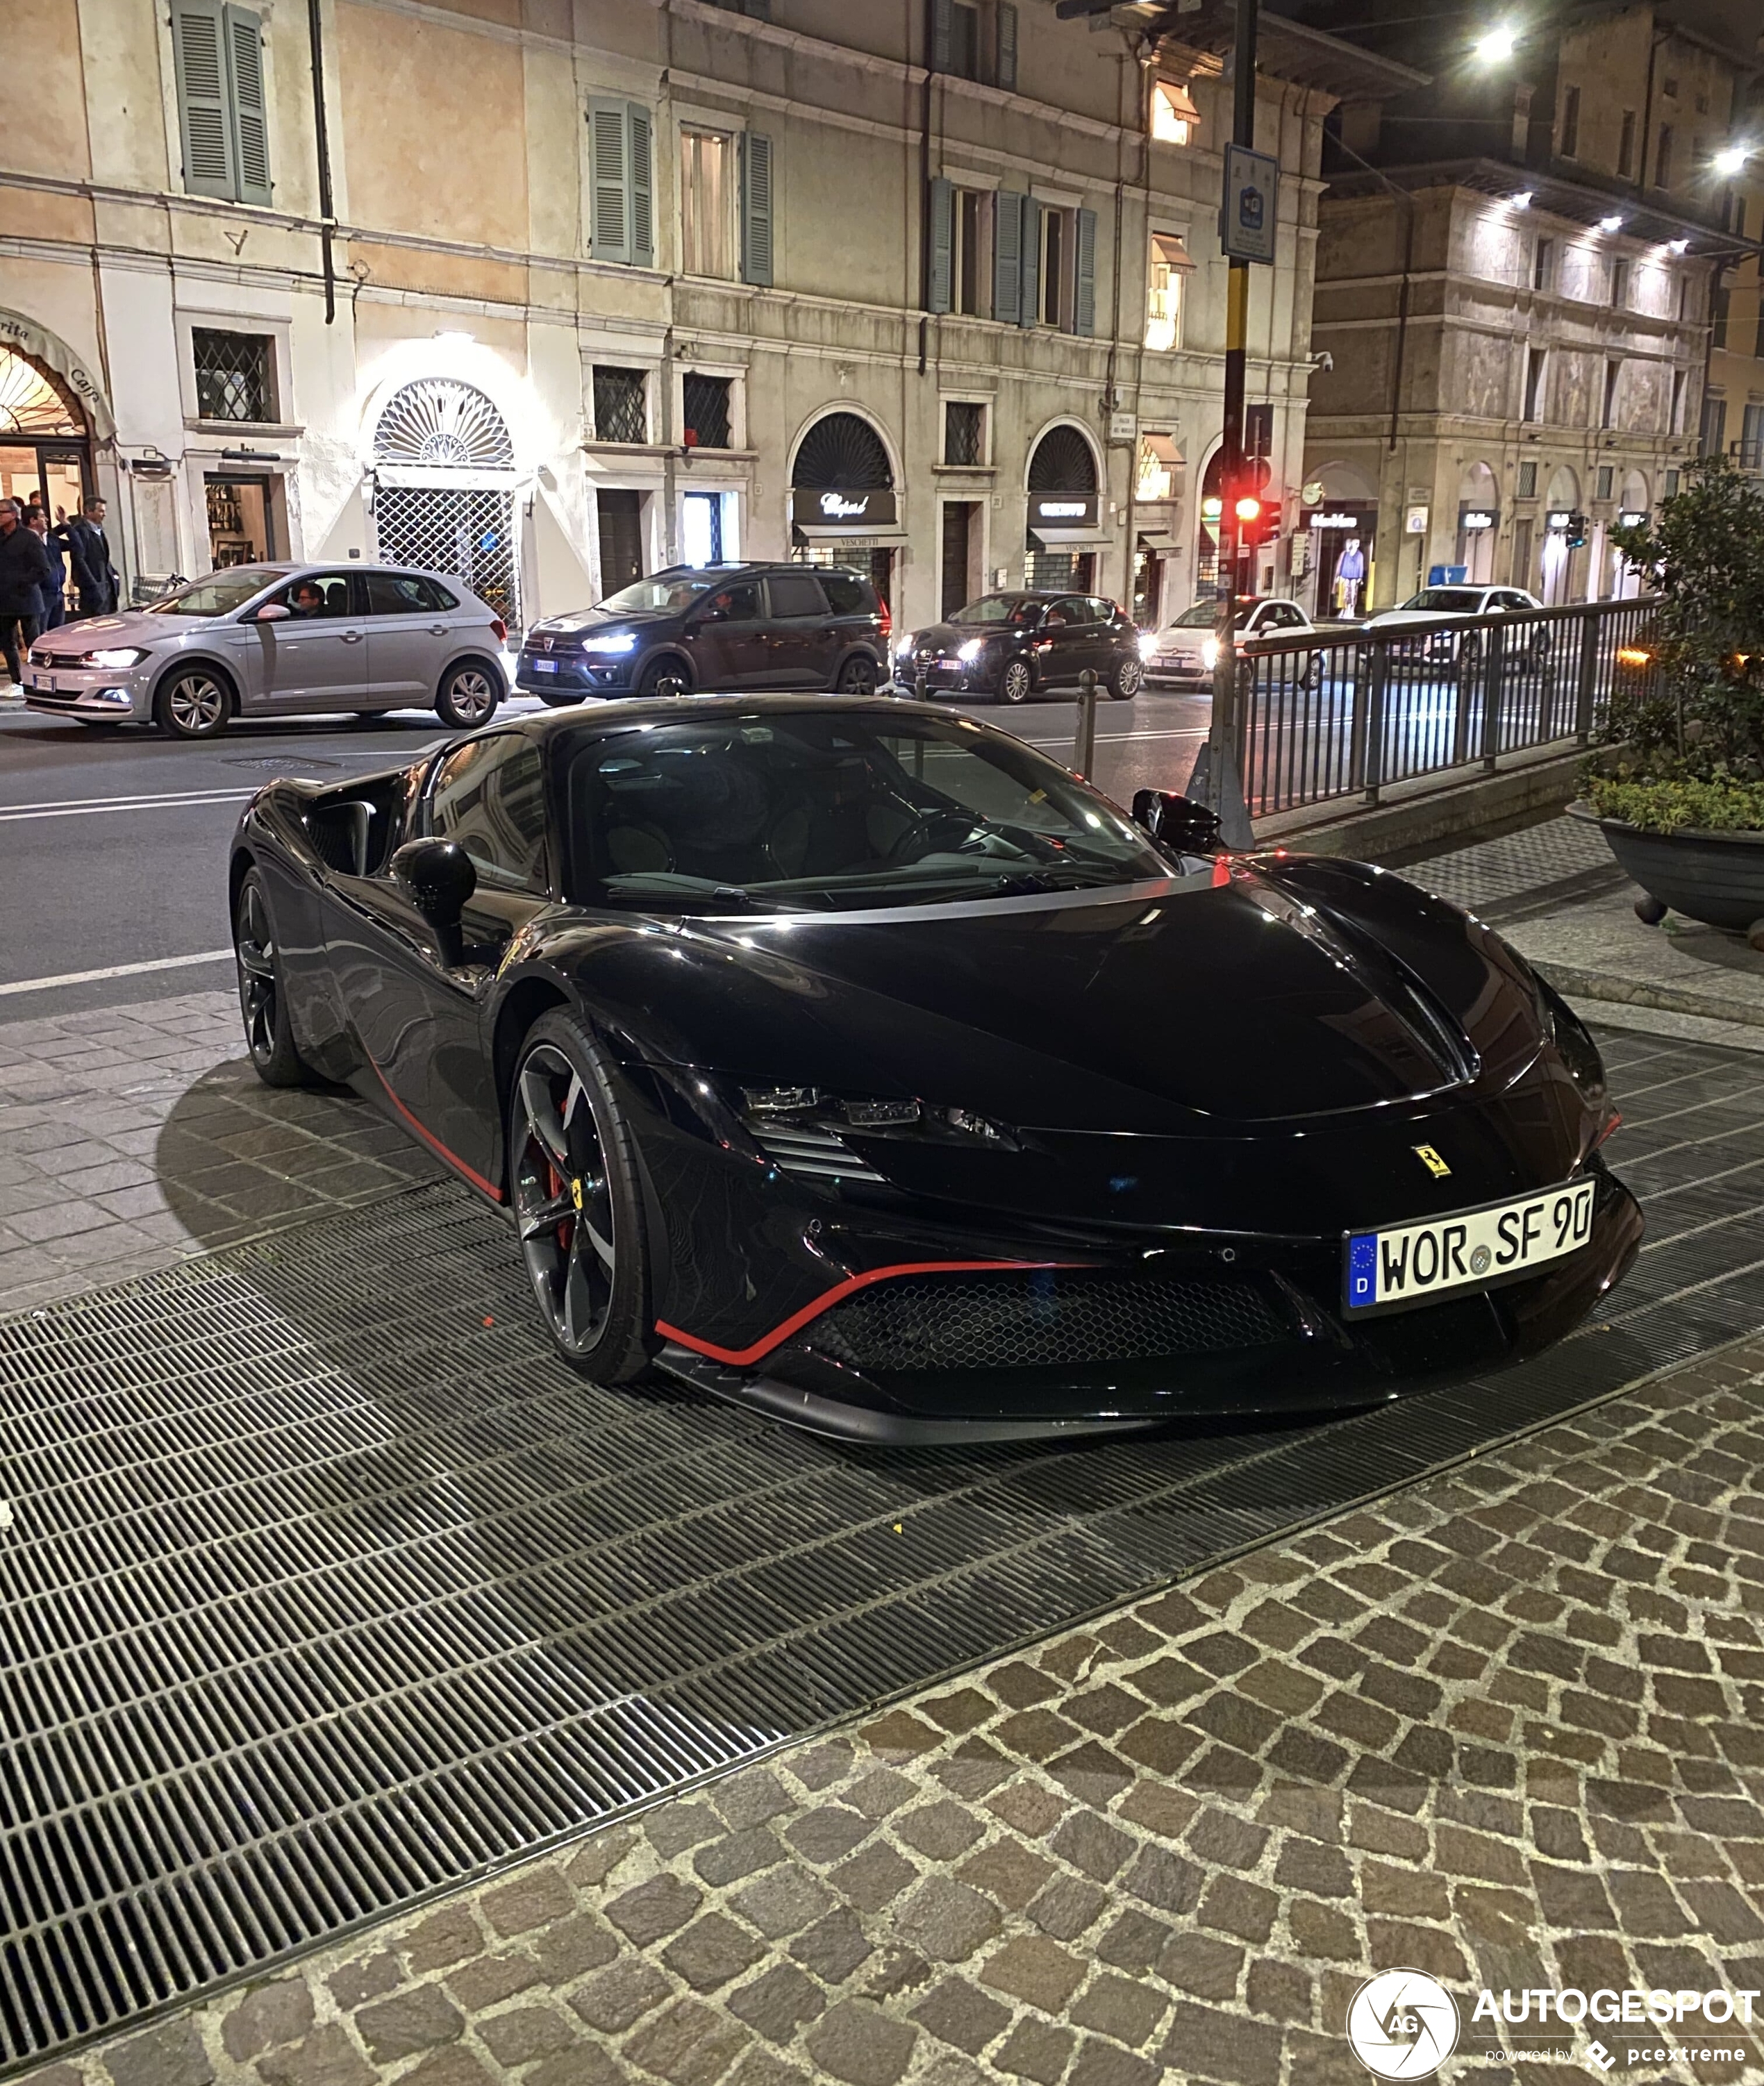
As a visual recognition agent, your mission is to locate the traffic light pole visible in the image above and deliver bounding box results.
[1200,0,1258,850]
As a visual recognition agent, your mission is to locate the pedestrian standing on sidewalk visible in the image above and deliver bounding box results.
[0,497,53,687]
[28,507,67,628]
[56,494,119,619]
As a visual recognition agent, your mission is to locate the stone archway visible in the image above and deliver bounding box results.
[371,376,521,625]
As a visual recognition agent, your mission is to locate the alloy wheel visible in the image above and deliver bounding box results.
[442,667,497,726]
[164,672,228,735]
[513,1042,617,1355]
[999,660,1031,704]
[838,655,878,694]
[234,878,280,1065]
[1114,657,1143,699]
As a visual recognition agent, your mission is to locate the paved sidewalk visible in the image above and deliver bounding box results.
[20,1335,1764,2086]
[0,987,439,1314]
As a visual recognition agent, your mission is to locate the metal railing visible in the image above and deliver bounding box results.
[1229,595,1661,820]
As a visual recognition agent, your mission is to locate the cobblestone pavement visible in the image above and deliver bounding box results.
[1390,815,1626,924]
[0,988,440,1313]
[17,1335,1764,2086]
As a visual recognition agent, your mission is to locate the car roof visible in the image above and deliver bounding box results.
[479,693,990,749]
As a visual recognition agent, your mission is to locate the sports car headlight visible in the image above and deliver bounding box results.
[580,631,639,654]
[79,646,149,668]
[737,1085,1013,1143]
[956,638,985,664]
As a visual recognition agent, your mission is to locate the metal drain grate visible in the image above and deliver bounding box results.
[0,1024,1760,2066]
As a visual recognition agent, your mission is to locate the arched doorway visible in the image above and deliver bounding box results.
[1612,469,1649,599]
[0,344,92,531]
[1455,462,1499,585]
[1540,465,1580,606]
[1298,460,1375,618]
[789,410,900,614]
[371,377,521,626]
[1025,424,1103,590]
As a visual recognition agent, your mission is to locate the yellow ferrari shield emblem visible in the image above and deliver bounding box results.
[571,1178,584,1211]
[1412,1144,1451,1178]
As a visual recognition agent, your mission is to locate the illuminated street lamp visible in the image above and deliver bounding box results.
[1715,145,1749,177]
[1474,22,1518,62]
[1597,214,1624,233]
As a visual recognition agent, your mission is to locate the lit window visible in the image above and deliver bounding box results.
[1145,233,1191,351]
[681,128,734,278]
[1151,81,1198,145]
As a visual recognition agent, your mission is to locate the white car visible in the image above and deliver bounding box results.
[1144,596,1323,692]
[1365,585,1547,669]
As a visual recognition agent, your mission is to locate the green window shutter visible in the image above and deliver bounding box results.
[930,0,954,74]
[172,0,238,199]
[628,104,654,267]
[927,176,954,313]
[588,99,629,262]
[992,188,1022,326]
[225,6,271,204]
[1017,197,1040,326]
[996,1,1017,90]
[1074,206,1097,335]
[741,130,774,285]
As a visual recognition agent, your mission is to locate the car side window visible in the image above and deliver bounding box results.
[819,571,872,617]
[699,581,763,620]
[424,579,460,610]
[275,573,353,617]
[1087,599,1117,626]
[765,571,830,619]
[428,735,548,891]
[365,571,433,615]
[1054,596,1095,626]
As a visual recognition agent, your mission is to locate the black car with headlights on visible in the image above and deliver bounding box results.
[228,696,1640,1444]
[897,591,1146,704]
[516,562,890,703]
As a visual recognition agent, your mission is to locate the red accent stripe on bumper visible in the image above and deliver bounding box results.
[658,1258,1075,1369]
[367,1055,506,1203]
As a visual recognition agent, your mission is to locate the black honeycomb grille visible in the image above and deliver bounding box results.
[799,1271,1287,1373]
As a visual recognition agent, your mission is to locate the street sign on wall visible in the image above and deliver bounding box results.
[1220,144,1279,264]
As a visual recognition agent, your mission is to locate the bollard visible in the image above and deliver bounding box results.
[1074,667,1098,781]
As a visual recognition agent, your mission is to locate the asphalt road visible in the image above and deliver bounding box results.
[0,685,1211,1019]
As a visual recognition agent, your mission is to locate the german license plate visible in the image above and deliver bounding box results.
[1345,1178,1596,1312]
[533,658,558,674]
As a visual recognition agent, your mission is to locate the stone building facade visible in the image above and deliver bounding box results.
[1303,0,1751,615]
[0,0,1405,637]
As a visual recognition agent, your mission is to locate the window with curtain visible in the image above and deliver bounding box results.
[1146,234,1189,351]
[1151,81,1198,145]
[681,128,734,278]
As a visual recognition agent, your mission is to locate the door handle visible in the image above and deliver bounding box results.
[341,631,365,643]
[428,624,448,635]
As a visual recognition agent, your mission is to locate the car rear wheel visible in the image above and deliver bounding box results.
[998,658,1032,705]
[436,662,500,730]
[155,668,232,740]
[1110,656,1143,699]
[508,1011,656,1383]
[233,870,315,1087]
[836,653,879,694]
[637,657,693,699]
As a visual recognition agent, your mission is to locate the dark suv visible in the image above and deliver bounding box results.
[516,562,891,703]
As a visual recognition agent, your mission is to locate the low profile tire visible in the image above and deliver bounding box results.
[836,653,879,694]
[435,661,500,731]
[233,869,315,1087]
[155,667,232,740]
[997,658,1033,706]
[508,1010,656,1383]
[1109,656,1143,700]
[1635,895,1669,926]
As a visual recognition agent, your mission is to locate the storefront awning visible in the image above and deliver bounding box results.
[792,523,909,544]
[1029,525,1113,548]
[1137,530,1181,552]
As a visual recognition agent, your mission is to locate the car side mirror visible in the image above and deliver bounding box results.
[392,837,476,967]
[697,605,729,623]
[251,602,292,622]
[1133,789,1223,856]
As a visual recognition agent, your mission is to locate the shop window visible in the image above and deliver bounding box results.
[682,490,734,566]
[171,0,269,205]
[944,400,985,465]
[1151,81,1199,145]
[682,372,733,450]
[588,100,654,267]
[1146,233,1190,351]
[192,328,274,423]
[592,366,648,445]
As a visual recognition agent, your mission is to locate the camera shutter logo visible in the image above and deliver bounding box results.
[1346,1969,1461,2079]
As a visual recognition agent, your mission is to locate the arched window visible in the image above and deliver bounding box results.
[0,347,92,562]
[374,378,515,469]
[790,411,893,489]
[371,378,520,625]
[1027,424,1098,494]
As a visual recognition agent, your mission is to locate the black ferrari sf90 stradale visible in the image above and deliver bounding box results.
[228,696,1641,1442]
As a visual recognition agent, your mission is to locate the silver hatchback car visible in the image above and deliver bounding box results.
[22,562,508,739]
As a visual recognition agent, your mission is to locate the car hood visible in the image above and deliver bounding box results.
[33,611,199,651]
[907,622,1017,651]
[567,859,1546,1133]
[529,609,669,640]
[1367,610,1465,629]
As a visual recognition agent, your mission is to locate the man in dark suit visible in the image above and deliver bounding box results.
[0,499,53,687]
[56,495,120,618]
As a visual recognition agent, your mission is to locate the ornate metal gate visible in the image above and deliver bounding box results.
[371,377,521,626]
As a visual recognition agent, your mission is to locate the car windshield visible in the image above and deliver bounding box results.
[1399,589,1484,613]
[1169,602,1254,630]
[146,569,278,617]
[949,595,1039,626]
[597,574,719,616]
[565,711,1172,915]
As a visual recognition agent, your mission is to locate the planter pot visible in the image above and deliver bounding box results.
[1567,801,1764,949]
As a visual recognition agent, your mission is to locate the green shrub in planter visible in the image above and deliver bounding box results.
[1584,775,1764,833]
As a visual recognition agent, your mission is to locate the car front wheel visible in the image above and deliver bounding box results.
[1110,656,1143,699]
[436,662,501,730]
[233,869,314,1087]
[156,668,232,739]
[508,1011,656,1383]
[997,658,1033,705]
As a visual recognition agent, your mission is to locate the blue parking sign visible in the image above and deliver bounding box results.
[1220,144,1279,264]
